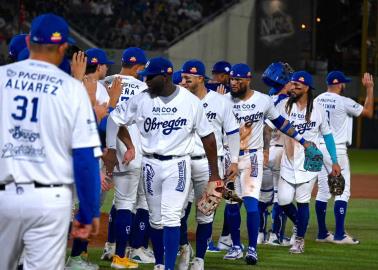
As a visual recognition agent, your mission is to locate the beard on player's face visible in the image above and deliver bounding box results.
[230,83,248,98]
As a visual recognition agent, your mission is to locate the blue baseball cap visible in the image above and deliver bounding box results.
[8,34,27,59]
[138,57,173,77]
[122,47,147,65]
[326,71,351,85]
[172,70,182,84]
[17,47,29,61]
[230,63,252,79]
[212,61,231,74]
[291,71,314,89]
[85,48,114,65]
[182,59,207,77]
[262,62,293,87]
[30,13,75,45]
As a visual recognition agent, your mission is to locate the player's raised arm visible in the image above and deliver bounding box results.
[360,72,374,118]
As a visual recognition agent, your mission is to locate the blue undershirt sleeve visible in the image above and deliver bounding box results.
[323,133,338,164]
[73,147,101,224]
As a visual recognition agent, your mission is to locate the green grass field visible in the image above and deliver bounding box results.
[76,150,378,269]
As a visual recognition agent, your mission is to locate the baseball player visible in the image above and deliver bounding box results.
[258,62,297,246]
[100,47,153,269]
[104,57,221,270]
[179,59,240,270]
[207,60,235,252]
[66,47,114,270]
[277,71,341,254]
[0,13,101,270]
[314,71,374,244]
[224,64,319,265]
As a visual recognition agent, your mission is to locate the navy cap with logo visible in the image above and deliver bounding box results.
[172,70,182,84]
[138,57,173,77]
[230,63,252,79]
[122,47,147,65]
[291,71,314,89]
[30,13,75,45]
[85,48,114,65]
[182,59,207,77]
[8,34,27,59]
[212,61,231,74]
[326,71,351,85]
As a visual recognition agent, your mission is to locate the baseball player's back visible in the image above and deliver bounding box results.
[0,14,101,270]
[315,92,362,146]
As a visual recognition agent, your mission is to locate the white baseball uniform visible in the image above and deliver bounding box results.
[96,81,110,105]
[260,95,287,204]
[226,90,280,199]
[0,59,101,270]
[277,100,331,205]
[104,75,148,212]
[109,86,213,229]
[190,90,238,224]
[315,92,363,202]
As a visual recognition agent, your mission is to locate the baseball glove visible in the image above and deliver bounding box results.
[198,180,224,216]
[304,143,323,172]
[223,179,243,203]
[328,173,345,196]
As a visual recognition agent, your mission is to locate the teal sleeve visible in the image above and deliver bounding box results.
[323,133,338,164]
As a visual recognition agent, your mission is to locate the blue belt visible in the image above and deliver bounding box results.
[239,149,257,156]
[145,154,182,161]
[0,181,63,191]
[191,155,207,160]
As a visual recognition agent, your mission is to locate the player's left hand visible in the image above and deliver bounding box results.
[122,146,135,165]
[216,84,226,95]
[102,148,119,177]
[109,76,123,108]
[331,163,341,176]
[71,51,87,81]
[362,72,374,90]
[226,163,238,180]
[100,171,113,191]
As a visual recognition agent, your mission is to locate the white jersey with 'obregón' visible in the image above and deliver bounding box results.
[0,59,101,185]
[110,86,213,156]
[192,90,239,157]
[226,90,280,150]
[315,92,363,146]
[278,100,331,184]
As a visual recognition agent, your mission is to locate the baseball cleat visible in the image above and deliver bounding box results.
[267,233,280,246]
[65,255,99,270]
[111,255,138,269]
[290,226,297,246]
[333,234,360,245]
[281,237,292,246]
[206,240,220,252]
[217,234,233,250]
[257,232,266,245]
[189,257,204,270]
[245,246,258,265]
[223,245,243,260]
[101,242,115,261]
[316,232,335,243]
[178,244,192,270]
[289,237,305,254]
[130,247,155,264]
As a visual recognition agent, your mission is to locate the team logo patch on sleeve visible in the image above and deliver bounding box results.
[175,160,186,192]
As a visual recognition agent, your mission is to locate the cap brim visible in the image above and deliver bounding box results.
[138,70,153,77]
